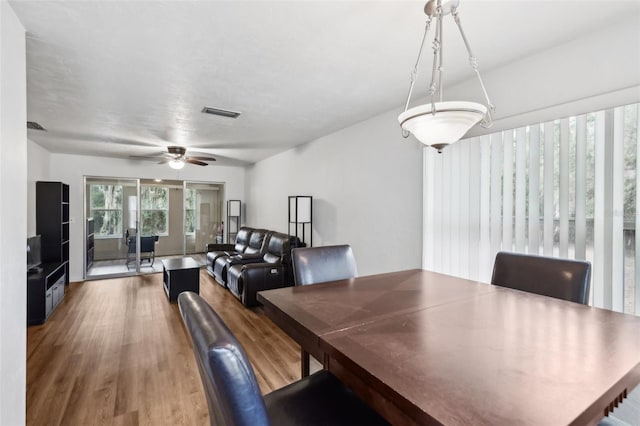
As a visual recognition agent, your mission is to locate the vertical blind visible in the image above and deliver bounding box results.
[423,102,640,315]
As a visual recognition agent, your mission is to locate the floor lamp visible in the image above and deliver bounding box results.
[227,200,241,244]
[288,196,312,247]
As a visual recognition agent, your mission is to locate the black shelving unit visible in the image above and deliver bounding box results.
[36,181,70,285]
[31,181,70,325]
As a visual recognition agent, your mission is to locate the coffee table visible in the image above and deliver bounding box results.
[162,257,200,303]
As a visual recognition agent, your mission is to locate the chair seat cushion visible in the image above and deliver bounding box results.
[264,370,389,426]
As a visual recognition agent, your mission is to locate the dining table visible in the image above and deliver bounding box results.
[257,269,640,425]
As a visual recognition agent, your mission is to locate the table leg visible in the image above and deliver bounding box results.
[301,348,310,378]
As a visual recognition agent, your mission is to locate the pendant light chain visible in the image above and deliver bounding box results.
[451,7,495,128]
[430,1,443,115]
[403,17,433,114]
[402,15,433,138]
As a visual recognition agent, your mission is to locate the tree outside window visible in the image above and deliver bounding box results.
[185,188,196,234]
[141,186,169,236]
[90,184,123,238]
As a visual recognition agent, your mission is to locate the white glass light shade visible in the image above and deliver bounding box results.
[228,200,241,217]
[169,159,185,170]
[289,196,311,223]
[398,101,487,150]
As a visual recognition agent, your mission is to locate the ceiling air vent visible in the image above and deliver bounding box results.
[27,121,47,131]
[201,106,241,119]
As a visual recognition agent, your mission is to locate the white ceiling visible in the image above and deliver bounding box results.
[10,0,639,166]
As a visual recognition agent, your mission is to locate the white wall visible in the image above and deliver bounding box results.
[245,109,424,276]
[27,139,50,236]
[0,1,27,424]
[48,153,245,281]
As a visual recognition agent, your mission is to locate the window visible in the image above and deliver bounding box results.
[423,102,639,315]
[185,188,196,235]
[141,186,169,236]
[90,184,123,238]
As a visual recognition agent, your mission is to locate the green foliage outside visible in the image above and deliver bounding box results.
[141,186,168,236]
[185,188,196,234]
[90,184,172,237]
[90,184,123,237]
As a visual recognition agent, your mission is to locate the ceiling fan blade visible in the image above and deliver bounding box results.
[129,155,171,162]
[188,156,216,161]
[186,150,219,158]
[185,158,208,166]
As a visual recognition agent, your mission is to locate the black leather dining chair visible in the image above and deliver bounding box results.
[291,245,358,376]
[178,292,389,426]
[292,245,358,286]
[491,251,591,305]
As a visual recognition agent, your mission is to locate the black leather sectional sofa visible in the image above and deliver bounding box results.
[205,227,303,307]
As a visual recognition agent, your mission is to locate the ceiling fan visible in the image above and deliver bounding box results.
[131,146,216,169]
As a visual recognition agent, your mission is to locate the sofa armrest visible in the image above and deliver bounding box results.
[226,253,264,267]
[240,263,291,307]
[206,243,235,252]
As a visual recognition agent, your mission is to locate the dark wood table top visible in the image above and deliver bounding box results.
[161,257,200,271]
[258,269,640,426]
[258,269,496,336]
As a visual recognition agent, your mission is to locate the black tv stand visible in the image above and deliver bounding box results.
[27,261,66,325]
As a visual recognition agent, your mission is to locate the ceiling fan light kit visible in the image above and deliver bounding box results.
[398,0,495,153]
[168,158,185,170]
[129,145,217,168]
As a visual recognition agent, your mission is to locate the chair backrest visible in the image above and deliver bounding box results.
[234,227,253,253]
[491,251,591,304]
[178,292,270,426]
[139,236,156,252]
[127,236,156,252]
[292,245,358,286]
[243,229,269,256]
[262,233,290,264]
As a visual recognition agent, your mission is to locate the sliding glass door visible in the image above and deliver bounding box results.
[84,177,225,279]
[184,182,224,262]
[85,177,141,278]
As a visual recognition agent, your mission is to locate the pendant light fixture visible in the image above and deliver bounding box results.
[398,0,495,153]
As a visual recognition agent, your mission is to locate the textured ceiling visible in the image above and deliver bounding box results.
[10,0,639,166]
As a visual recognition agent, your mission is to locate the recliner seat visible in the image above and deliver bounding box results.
[205,227,253,277]
[227,232,293,307]
[213,229,270,287]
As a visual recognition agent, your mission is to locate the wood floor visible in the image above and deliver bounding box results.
[26,271,302,425]
[86,254,207,278]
